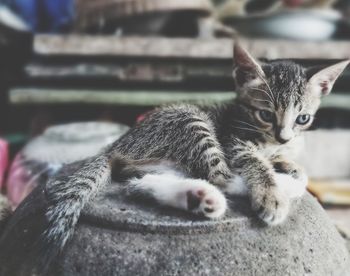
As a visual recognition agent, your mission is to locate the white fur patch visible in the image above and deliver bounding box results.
[258,136,304,160]
[224,175,248,195]
[223,172,307,200]
[274,173,308,199]
[128,167,227,218]
[279,105,296,141]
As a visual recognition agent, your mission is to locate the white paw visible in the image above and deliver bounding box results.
[186,183,227,219]
[274,173,308,199]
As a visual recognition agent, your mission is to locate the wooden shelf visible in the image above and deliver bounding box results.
[9,88,234,106]
[9,88,350,109]
[8,36,350,107]
[34,35,350,60]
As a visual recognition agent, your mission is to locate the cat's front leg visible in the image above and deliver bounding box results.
[225,142,290,225]
[272,159,308,199]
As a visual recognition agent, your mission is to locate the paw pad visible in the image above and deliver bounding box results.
[186,186,227,219]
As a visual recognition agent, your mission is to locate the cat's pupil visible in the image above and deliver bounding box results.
[259,110,274,123]
[296,114,310,125]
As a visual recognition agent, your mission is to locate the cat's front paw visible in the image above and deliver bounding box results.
[208,162,233,187]
[251,186,289,226]
[186,186,227,219]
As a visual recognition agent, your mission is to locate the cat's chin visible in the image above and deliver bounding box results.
[265,136,299,147]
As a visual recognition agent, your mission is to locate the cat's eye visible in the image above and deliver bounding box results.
[296,114,311,125]
[258,110,274,123]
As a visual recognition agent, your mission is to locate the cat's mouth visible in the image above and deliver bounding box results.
[275,135,290,145]
[263,133,292,145]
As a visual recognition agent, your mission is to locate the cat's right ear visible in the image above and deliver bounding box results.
[306,60,350,97]
[233,43,265,89]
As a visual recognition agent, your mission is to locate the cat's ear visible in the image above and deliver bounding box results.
[307,60,349,97]
[233,43,265,89]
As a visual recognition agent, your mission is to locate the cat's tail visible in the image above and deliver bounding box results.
[0,151,143,275]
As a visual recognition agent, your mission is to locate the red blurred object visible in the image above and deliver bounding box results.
[136,110,154,123]
[5,122,129,208]
[5,154,37,208]
[0,139,9,188]
[284,0,303,7]
[136,114,147,123]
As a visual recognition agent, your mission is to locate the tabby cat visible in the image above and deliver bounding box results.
[0,44,348,274]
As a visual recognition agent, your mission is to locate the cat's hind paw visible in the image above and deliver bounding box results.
[186,185,227,219]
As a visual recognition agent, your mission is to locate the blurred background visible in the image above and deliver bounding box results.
[0,0,349,244]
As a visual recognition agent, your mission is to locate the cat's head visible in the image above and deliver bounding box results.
[232,43,349,144]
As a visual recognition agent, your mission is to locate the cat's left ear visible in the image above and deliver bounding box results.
[233,43,265,89]
[307,60,350,97]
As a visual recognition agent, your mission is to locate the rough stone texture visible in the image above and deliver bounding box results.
[49,184,350,276]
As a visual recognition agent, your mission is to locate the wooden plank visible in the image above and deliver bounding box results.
[24,62,230,82]
[9,88,235,106]
[9,88,350,108]
[34,35,350,60]
[21,61,350,94]
[24,61,233,82]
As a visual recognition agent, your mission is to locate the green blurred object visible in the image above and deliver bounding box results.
[2,133,29,158]
[9,88,236,106]
[2,133,28,145]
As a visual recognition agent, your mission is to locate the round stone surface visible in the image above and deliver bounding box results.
[51,185,350,276]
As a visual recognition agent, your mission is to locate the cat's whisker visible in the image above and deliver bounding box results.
[255,71,276,105]
[233,120,273,140]
[246,92,273,105]
[251,98,273,105]
[232,126,266,135]
[232,124,274,141]
[250,87,274,106]
[233,119,261,130]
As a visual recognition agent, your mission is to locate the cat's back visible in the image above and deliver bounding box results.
[144,103,211,122]
[113,103,217,158]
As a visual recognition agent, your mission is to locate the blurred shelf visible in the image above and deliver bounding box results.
[22,60,231,90]
[34,35,350,60]
[309,179,350,206]
[9,88,234,106]
[7,36,350,109]
[8,35,345,93]
[321,94,350,110]
[9,88,350,108]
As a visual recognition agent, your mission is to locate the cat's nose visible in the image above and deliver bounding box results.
[275,135,290,144]
[276,127,293,144]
